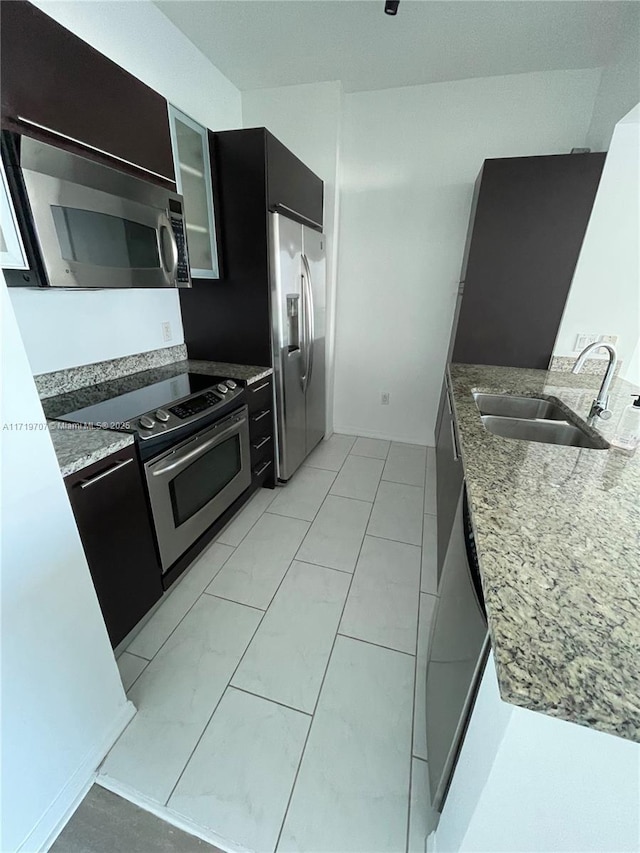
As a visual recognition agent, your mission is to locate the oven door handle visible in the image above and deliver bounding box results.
[150,416,245,477]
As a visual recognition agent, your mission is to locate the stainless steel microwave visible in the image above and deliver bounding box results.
[1,133,191,288]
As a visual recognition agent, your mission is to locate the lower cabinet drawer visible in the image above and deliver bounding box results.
[249,405,273,441]
[246,377,273,413]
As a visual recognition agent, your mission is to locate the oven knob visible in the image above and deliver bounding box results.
[155,409,170,422]
[225,379,237,390]
[216,383,229,394]
[139,415,155,429]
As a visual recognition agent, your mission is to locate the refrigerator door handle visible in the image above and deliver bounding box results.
[302,252,315,388]
[300,267,308,391]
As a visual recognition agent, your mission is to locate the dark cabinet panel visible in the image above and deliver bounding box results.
[266,132,324,229]
[452,153,605,369]
[435,378,464,583]
[180,129,272,365]
[1,1,175,183]
[65,446,162,648]
[180,128,324,371]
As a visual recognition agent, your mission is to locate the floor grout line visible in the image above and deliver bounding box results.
[366,532,423,548]
[201,591,266,612]
[336,633,416,658]
[293,558,353,575]
[124,544,237,665]
[272,482,376,852]
[229,686,313,718]
[216,486,282,550]
[121,649,152,663]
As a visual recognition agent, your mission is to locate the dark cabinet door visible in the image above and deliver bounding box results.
[1,1,175,184]
[452,153,605,369]
[65,445,162,648]
[435,378,464,583]
[266,132,324,230]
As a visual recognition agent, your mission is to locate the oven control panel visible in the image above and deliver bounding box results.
[136,380,244,439]
[170,390,221,420]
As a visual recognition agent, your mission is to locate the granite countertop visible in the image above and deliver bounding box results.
[187,360,272,386]
[449,363,640,742]
[47,420,134,478]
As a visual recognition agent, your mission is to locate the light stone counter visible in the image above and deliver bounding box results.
[449,363,640,742]
[47,421,134,478]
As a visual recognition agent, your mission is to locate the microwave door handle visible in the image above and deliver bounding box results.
[158,214,178,283]
[151,416,246,477]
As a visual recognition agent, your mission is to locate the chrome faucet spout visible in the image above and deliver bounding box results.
[571,342,618,423]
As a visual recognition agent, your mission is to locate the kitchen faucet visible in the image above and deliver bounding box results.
[571,342,618,424]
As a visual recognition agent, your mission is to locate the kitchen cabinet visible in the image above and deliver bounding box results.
[179,128,324,367]
[435,375,464,581]
[1,0,175,185]
[266,133,324,229]
[246,377,276,488]
[65,445,162,648]
[449,153,605,369]
[168,107,220,279]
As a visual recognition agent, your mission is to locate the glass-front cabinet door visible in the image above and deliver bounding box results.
[168,105,219,279]
[0,157,27,270]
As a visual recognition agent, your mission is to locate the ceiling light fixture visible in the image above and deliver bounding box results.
[384,1,399,16]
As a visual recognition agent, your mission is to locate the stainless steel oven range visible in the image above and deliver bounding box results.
[57,372,251,573]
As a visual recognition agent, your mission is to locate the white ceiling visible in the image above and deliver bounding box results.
[155,0,636,94]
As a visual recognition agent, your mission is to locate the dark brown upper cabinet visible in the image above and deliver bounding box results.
[450,152,605,370]
[180,128,324,367]
[265,132,324,230]
[1,1,175,185]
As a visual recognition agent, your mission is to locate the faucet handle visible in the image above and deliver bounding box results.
[589,398,613,420]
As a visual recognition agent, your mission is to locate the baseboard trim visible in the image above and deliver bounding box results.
[19,700,136,853]
[334,424,431,446]
[95,775,252,853]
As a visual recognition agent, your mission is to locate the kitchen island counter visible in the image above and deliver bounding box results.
[449,363,640,742]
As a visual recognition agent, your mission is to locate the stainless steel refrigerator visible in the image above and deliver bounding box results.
[269,212,326,481]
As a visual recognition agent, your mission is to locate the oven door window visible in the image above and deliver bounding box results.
[169,434,241,527]
[51,206,160,269]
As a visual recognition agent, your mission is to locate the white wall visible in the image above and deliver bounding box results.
[434,656,640,853]
[553,104,640,385]
[333,68,602,445]
[9,288,184,376]
[586,6,640,152]
[9,0,243,375]
[242,81,343,434]
[0,275,133,853]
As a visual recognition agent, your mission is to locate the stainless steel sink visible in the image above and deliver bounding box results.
[481,416,608,449]
[473,393,567,421]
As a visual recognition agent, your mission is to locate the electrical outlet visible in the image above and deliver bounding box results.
[599,334,619,346]
[574,333,597,352]
[381,392,390,406]
[161,321,172,342]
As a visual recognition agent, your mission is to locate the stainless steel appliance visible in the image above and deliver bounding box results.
[1,132,191,288]
[57,371,250,572]
[425,487,489,812]
[270,211,326,480]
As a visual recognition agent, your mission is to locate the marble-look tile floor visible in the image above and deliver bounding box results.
[100,434,439,853]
